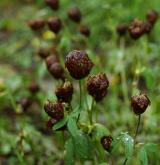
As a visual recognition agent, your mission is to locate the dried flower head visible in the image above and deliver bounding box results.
[131,93,151,115]
[101,136,113,152]
[55,81,73,103]
[45,55,59,69]
[87,73,109,102]
[45,0,59,10]
[65,50,93,79]
[44,101,64,120]
[49,62,65,80]
[48,17,62,34]
[68,7,81,23]
[28,19,45,31]
[28,82,40,93]
[38,48,49,59]
[116,23,128,36]
[128,19,144,39]
[80,26,90,37]
[146,10,159,25]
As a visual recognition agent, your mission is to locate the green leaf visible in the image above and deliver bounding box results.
[67,117,79,136]
[72,131,93,160]
[139,147,148,165]
[121,133,134,159]
[53,117,68,131]
[144,143,158,153]
[64,138,74,165]
[111,137,121,155]
[91,123,110,141]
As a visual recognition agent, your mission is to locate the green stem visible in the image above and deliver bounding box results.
[122,115,141,165]
[89,99,94,125]
[79,80,82,108]
[134,115,141,140]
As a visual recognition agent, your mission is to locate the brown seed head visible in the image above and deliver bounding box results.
[131,93,151,115]
[28,82,40,93]
[45,55,59,69]
[65,50,93,79]
[38,48,49,59]
[68,7,81,23]
[55,81,73,103]
[146,10,159,25]
[80,26,90,37]
[45,0,59,10]
[101,136,113,152]
[49,62,65,80]
[28,19,45,31]
[116,23,128,36]
[87,73,109,102]
[128,19,144,39]
[48,17,62,33]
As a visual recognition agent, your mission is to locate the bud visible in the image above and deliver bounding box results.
[87,73,109,102]
[44,101,64,120]
[68,7,81,23]
[48,17,62,34]
[101,136,113,152]
[45,55,59,69]
[45,0,59,10]
[146,10,158,25]
[38,48,49,59]
[116,23,128,36]
[65,50,93,79]
[28,81,40,93]
[28,19,45,31]
[128,19,144,39]
[131,93,151,115]
[79,26,90,37]
[49,62,65,80]
[55,81,73,103]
